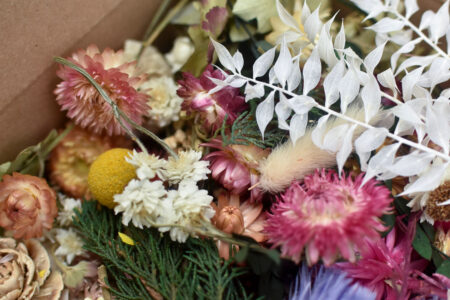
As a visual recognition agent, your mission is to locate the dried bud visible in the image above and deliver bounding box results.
[0,173,57,239]
[216,206,245,235]
[435,225,450,256]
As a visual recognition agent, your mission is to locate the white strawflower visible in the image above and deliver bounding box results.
[55,228,85,264]
[57,194,82,226]
[165,180,215,243]
[163,150,211,184]
[114,179,167,228]
[165,37,195,72]
[141,76,183,127]
[126,149,166,180]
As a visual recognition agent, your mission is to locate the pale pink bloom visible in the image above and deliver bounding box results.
[212,192,267,260]
[177,65,247,132]
[203,139,269,202]
[265,169,392,266]
[0,173,57,239]
[55,45,149,135]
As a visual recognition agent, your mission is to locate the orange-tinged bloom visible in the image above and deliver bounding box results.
[212,192,267,260]
[0,173,57,239]
[48,125,131,199]
[55,45,149,136]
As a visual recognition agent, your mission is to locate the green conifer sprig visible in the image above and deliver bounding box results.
[73,201,253,300]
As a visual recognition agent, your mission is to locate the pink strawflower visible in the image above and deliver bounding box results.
[335,218,432,300]
[265,169,392,266]
[202,138,269,202]
[55,45,149,135]
[177,65,247,132]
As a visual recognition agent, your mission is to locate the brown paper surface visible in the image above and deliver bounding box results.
[0,0,162,162]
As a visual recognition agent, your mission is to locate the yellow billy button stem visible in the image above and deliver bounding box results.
[87,148,136,209]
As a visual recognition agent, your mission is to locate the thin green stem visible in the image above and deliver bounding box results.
[142,0,188,48]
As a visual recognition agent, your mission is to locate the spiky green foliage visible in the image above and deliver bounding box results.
[73,201,252,300]
[221,108,287,148]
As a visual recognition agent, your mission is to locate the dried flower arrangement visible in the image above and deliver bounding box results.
[1,0,449,299]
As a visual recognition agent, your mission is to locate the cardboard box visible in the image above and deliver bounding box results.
[0,0,162,162]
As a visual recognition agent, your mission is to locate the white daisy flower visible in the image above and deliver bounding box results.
[114,179,167,228]
[163,150,211,184]
[57,194,82,226]
[126,150,166,180]
[55,228,85,264]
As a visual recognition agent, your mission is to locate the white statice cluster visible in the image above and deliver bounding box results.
[141,76,183,127]
[57,193,82,226]
[54,228,85,264]
[123,37,195,129]
[114,149,213,243]
[54,194,86,264]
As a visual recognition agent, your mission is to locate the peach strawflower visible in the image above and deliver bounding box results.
[212,191,267,260]
[0,173,57,239]
[265,169,392,266]
[55,45,149,135]
[49,124,131,199]
[203,139,269,202]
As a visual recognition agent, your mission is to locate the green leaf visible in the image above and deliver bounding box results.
[432,249,444,269]
[413,225,432,260]
[436,260,450,277]
[235,246,249,263]
[381,212,395,237]
[0,162,11,178]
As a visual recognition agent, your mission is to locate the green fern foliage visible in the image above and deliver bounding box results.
[73,201,253,300]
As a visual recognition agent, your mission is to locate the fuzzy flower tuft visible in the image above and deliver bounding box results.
[163,150,211,184]
[265,169,392,265]
[55,45,149,136]
[289,264,376,300]
[177,65,247,132]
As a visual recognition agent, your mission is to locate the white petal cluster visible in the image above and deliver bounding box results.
[57,194,82,226]
[126,150,166,180]
[141,76,183,127]
[165,37,195,72]
[114,179,167,229]
[163,150,211,184]
[54,228,85,264]
[114,150,214,243]
[164,180,215,243]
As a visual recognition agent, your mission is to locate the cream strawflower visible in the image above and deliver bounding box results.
[125,150,166,180]
[57,194,82,226]
[165,36,195,72]
[114,179,167,228]
[164,180,215,243]
[163,150,210,184]
[55,228,85,264]
[141,76,183,127]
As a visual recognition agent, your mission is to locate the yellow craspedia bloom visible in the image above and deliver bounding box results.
[88,148,136,208]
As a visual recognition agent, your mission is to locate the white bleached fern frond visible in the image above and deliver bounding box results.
[210,0,449,197]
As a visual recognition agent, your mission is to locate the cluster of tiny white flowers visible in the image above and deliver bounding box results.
[141,76,183,127]
[114,150,213,242]
[54,228,85,264]
[57,194,82,226]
